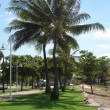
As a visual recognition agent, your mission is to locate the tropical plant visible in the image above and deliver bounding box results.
[49,0,104,100]
[79,50,97,93]
[6,0,105,100]
[34,35,51,94]
[56,39,79,91]
[97,56,110,87]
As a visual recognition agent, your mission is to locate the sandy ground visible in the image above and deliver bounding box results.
[79,84,110,109]
[0,89,44,101]
[83,84,110,97]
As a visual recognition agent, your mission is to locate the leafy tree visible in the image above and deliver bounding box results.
[1,56,10,88]
[97,56,110,87]
[16,55,37,91]
[0,54,44,92]
[79,50,97,93]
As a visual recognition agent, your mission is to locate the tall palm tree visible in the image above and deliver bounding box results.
[49,0,105,100]
[50,36,79,91]
[57,46,78,91]
[6,0,52,94]
[42,43,51,93]
[33,34,51,93]
[6,0,105,100]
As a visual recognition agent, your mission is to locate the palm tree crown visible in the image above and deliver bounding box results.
[5,0,105,50]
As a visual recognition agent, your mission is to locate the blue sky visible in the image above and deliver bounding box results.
[0,0,110,57]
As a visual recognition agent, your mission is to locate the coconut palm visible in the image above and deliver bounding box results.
[33,35,51,94]
[49,36,79,91]
[57,49,78,92]
[6,0,52,94]
[5,0,105,100]
[49,0,105,100]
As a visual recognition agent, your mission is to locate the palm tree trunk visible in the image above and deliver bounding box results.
[50,40,59,100]
[62,63,67,92]
[43,44,51,94]
[59,75,62,89]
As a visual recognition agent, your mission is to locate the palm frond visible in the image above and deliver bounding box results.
[8,0,52,22]
[48,48,53,55]
[68,23,105,35]
[65,0,80,17]
[57,34,79,53]
[63,33,79,49]
[47,0,52,5]
[72,13,91,24]
[8,26,41,50]
[35,44,43,54]
[5,19,42,33]
[7,6,45,23]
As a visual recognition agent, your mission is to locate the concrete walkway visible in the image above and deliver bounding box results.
[79,84,110,110]
[0,89,43,101]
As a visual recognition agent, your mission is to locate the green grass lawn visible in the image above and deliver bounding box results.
[0,86,96,110]
[0,86,32,95]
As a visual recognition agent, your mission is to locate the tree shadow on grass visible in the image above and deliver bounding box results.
[0,91,95,110]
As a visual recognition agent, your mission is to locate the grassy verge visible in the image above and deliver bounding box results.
[0,86,96,110]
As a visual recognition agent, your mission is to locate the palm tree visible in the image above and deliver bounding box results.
[33,35,51,93]
[57,48,78,91]
[6,0,52,94]
[49,35,79,91]
[50,0,105,100]
[6,0,105,100]
[42,43,51,93]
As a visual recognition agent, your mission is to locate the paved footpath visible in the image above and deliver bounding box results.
[79,85,110,110]
[0,89,43,101]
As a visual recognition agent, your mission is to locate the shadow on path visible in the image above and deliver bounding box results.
[0,90,96,110]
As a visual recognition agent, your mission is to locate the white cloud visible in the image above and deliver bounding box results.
[97,44,110,50]
[95,44,110,58]
[77,28,110,40]
[93,28,110,40]
[97,53,110,58]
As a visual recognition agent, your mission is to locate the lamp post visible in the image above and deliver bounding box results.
[0,41,12,101]
[16,63,23,92]
[10,42,12,101]
[16,63,18,92]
